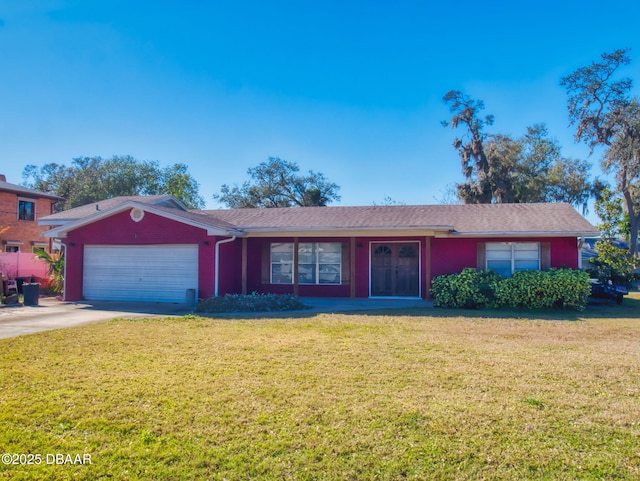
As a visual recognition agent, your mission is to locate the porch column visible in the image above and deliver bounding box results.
[350,237,356,298]
[241,238,248,294]
[293,237,299,296]
[425,236,432,299]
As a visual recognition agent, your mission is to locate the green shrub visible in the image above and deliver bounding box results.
[496,270,553,309]
[496,269,591,310]
[548,268,592,310]
[195,292,309,313]
[432,268,591,311]
[431,268,502,309]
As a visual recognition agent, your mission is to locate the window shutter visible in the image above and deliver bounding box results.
[261,243,270,283]
[540,242,551,270]
[477,242,486,270]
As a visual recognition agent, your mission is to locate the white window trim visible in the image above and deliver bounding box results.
[270,242,294,284]
[298,242,342,285]
[486,242,540,275]
[32,242,49,253]
[4,241,22,253]
[270,242,343,285]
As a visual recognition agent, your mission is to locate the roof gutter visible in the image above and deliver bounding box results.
[60,241,69,302]
[214,236,236,297]
[242,224,455,233]
[448,231,600,238]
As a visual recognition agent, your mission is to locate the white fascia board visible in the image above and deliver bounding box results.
[445,231,600,238]
[42,201,241,238]
[39,217,78,226]
[243,225,454,238]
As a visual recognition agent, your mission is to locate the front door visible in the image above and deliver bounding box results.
[370,242,420,297]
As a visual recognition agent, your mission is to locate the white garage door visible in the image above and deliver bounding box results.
[83,245,199,302]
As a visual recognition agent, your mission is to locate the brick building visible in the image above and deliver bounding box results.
[0,174,63,253]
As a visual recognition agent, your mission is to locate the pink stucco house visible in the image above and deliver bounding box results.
[40,196,599,303]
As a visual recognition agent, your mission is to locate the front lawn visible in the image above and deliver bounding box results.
[1,295,639,480]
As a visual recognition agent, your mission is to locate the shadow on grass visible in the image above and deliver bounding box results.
[195,293,640,322]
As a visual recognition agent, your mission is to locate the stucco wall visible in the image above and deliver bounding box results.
[244,237,353,297]
[247,235,579,299]
[430,236,579,279]
[245,236,429,298]
[63,210,218,301]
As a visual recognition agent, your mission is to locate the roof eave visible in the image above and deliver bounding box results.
[39,218,78,226]
[448,230,600,238]
[241,226,455,238]
[43,201,241,238]
[0,187,64,201]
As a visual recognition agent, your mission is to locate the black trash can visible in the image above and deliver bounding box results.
[23,283,40,306]
[16,277,32,294]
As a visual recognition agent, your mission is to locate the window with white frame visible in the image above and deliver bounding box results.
[270,243,294,284]
[32,243,49,253]
[270,242,342,285]
[298,242,342,285]
[486,242,540,277]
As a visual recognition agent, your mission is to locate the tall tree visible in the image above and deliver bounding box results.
[214,157,341,208]
[514,124,561,202]
[161,163,205,209]
[442,90,494,203]
[23,156,205,210]
[484,133,520,203]
[516,124,593,209]
[561,48,640,256]
[442,93,592,208]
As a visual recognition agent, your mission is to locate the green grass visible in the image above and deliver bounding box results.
[1,295,640,480]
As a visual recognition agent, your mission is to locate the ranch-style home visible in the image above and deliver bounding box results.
[39,196,599,303]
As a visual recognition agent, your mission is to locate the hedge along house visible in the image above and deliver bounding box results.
[40,196,599,303]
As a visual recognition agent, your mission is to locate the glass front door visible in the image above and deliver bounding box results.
[370,242,420,297]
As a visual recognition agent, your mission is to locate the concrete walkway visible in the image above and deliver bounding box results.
[300,297,432,313]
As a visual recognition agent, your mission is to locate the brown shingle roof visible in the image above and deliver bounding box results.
[150,204,242,233]
[41,195,598,237]
[41,195,180,223]
[201,203,598,236]
[0,179,64,201]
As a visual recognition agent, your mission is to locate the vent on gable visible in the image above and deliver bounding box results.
[130,208,145,223]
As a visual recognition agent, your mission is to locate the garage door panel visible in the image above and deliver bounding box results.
[83,245,199,302]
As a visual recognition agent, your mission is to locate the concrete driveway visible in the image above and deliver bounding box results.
[0,296,433,340]
[0,298,193,339]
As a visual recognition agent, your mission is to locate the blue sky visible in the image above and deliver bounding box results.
[1,1,639,213]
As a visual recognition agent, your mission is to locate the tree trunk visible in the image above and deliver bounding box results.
[623,190,639,258]
[618,164,638,258]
